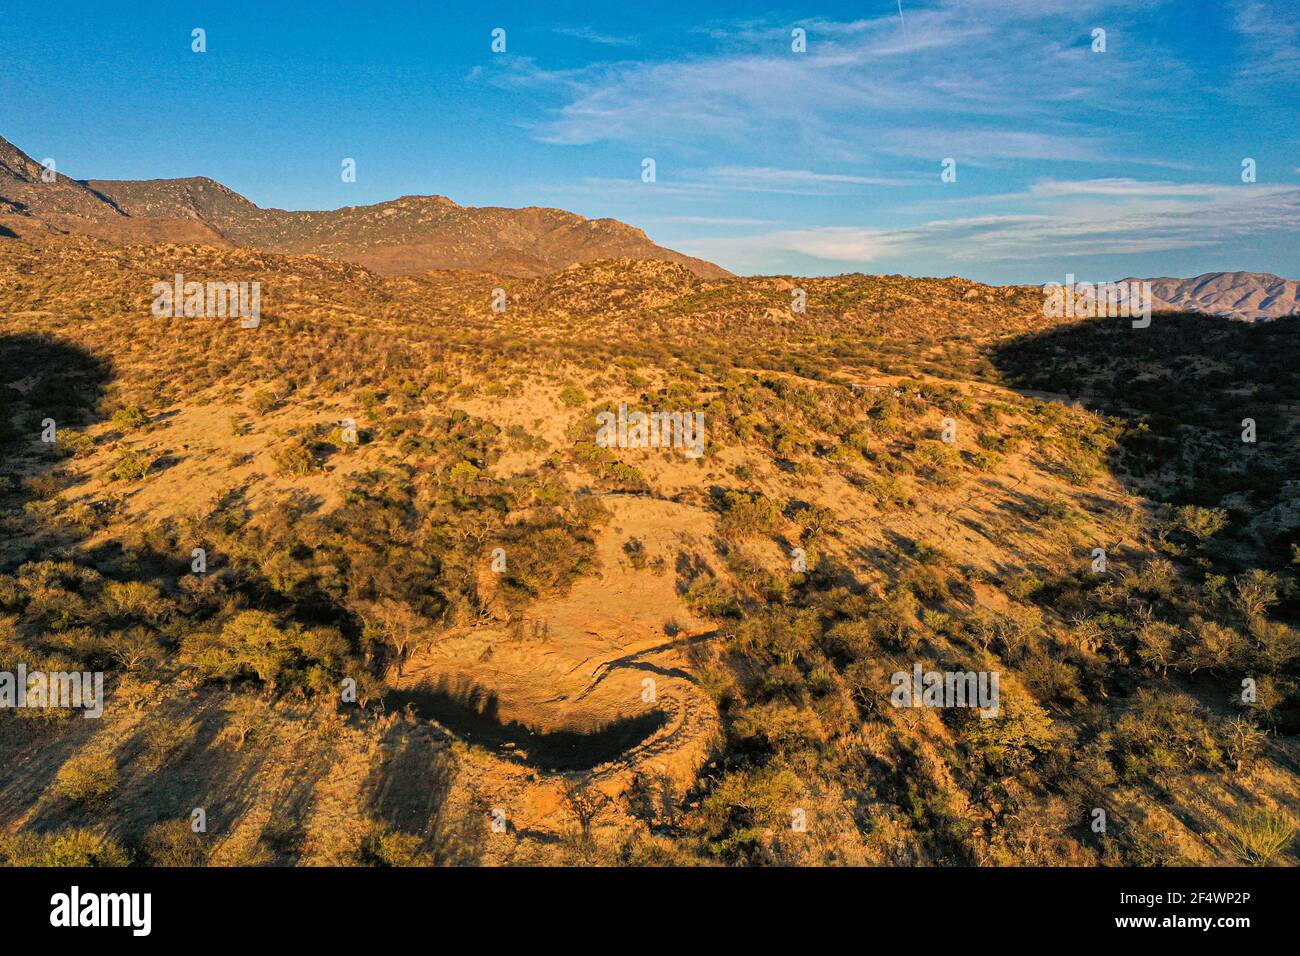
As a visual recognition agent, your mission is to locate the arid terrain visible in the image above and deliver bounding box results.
[0,134,727,280]
[0,134,1297,867]
[1120,273,1300,323]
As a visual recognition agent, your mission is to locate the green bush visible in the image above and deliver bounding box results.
[719,491,783,540]
[558,384,587,408]
[54,753,118,804]
[110,452,150,482]
[0,828,129,867]
[111,405,149,430]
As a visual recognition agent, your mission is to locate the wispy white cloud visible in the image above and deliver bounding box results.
[492,2,1183,164]
[676,184,1300,270]
[649,215,777,226]
[874,127,1116,164]
[948,178,1290,205]
[707,165,914,189]
[1233,1,1300,82]
[1024,178,1245,198]
[553,26,637,47]
[542,165,913,204]
[545,176,724,202]
[474,3,1291,279]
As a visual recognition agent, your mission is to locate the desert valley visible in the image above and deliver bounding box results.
[1,127,1297,869]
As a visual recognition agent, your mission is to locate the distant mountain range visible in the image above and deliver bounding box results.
[4,135,1297,314]
[1117,272,1300,322]
[0,134,729,279]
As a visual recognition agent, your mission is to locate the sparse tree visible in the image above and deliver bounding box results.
[562,779,611,844]
[357,598,428,676]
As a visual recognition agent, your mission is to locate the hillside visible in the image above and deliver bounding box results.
[1,240,1296,867]
[0,136,229,247]
[1124,272,1300,322]
[0,133,728,279]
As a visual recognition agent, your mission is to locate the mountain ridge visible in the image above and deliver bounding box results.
[0,133,729,279]
[1119,271,1300,321]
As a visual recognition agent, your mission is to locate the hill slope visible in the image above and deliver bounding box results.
[1123,272,1300,321]
[1,242,1296,867]
[0,133,728,279]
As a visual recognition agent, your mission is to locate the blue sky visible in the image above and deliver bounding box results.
[2,0,1297,282]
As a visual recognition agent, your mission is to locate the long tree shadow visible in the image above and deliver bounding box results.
[0,332,114,565]
[989,312,1300,570]
[360,724,482,864]
[0,333,115,824]
[990,310,1300,736]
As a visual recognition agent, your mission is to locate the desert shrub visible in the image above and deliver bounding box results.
[0,828,129,867]
[1180,617,1243,673]
[141,819,209,866]
[221,695,266,750]
[1053,446,1102,485]
[730,607,821,667]
[1172,505,1228,544]
[55,430,96,458]
[791,504,836,542]
[180,610,349,692]
[1114,689,1224,779]
[110,452,150,482]
[1223,716,1266,771]
[1118,814,1190,867]
[684,575,741,619]
[1019,650,1083,706]
[249,389,277,414]
[862,473,914,510]
[623,537,647,570]
[1231,569,1280,621]
[54,753,118,804]
[696,765,804,863]
[355,824,431,866]
[499,525,597,602]
[558,384,587,408]
[505,423,548,452]
[719,491,783,540]
[912,442,961,485]
[1251,619,1300,673]
[259,811,307,859]
[1135,557,1179,598]
[110,405,148,430]
[957,689,1054,774]
[972,605,1042,660]
[138,716,197,771]
[271,438,317,476]
[1135,621,1181,675]
[901,562,951,602]
[561,780,612,843]
[731,700,828,754]
[1225,809,1296,866]
[101,580,170,622]
[1005,572,1044,603]
[448,460,480,484]
[355,598,429,675]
